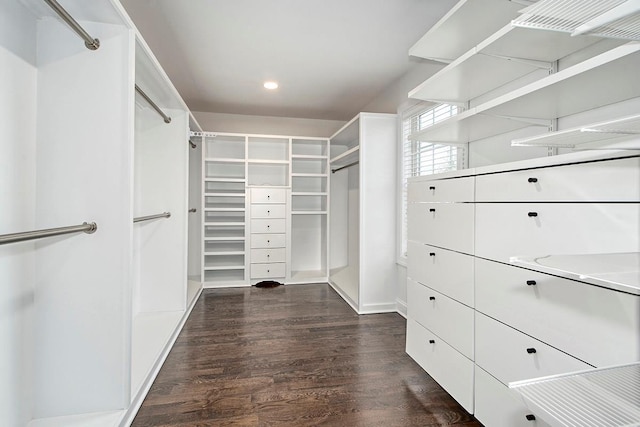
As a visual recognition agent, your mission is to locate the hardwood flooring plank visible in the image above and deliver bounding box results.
[133,284,482,426]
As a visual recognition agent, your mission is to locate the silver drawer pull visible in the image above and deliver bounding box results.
[526,348,537,354]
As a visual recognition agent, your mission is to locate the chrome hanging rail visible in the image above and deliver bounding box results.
[135,85,172,124]
[43,0,100,50]
[133,212,171,223]
[331,160,359,174]
[0,221,97,245]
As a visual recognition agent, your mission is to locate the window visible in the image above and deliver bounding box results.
[399,103,467,259]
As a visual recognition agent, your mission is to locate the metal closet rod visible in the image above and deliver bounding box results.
[331,161,359,174]
[0,221,97,245]
[133,212,171,223]
[135,85,172,124]
[43,0,100,50]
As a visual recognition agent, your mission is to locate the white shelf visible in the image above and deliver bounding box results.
[510,252,640,295]
[330,145,360,165]
[204,192,245,197]
[204,157,245,163]
[411,42,640,143]
[292,154,328,159]
[409,0,525,63]
[512,113,640,149]
[247,159,289,164]
[289,270,328,283]
[203,265,245,271]
[291,173,327,177]
[205,236,245,241]
[410,24,601,104]
[292,192,328,196]
[204,178,246,183]
[203,221,245,226]
[292,211,328,215]
[204,207,246,212]
[204,251,245,256]
[510,362,640,427]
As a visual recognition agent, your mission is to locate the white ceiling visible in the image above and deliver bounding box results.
[121,0,457,121]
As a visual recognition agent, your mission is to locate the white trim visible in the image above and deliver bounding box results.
[396,299,408,318]
[328,280,359,313]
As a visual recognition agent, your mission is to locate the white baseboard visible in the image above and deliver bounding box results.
[396,298,407,318]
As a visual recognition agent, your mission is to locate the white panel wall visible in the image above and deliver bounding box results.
[134,107,188,313]
[0,2,37,425]
[33,19,133,418]
[187,138,202,280]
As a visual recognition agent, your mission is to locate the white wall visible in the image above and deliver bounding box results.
[194,111,344,137]
[0,2,37,425]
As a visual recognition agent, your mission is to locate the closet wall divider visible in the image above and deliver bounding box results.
[1,1,203,425]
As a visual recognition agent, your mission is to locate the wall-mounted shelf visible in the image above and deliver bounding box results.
[411,42,640,143]
[409,0,526,63]
[512,114,640,149]
[410,23,602,104]
[510,362,640,427]
[330,145,360,164]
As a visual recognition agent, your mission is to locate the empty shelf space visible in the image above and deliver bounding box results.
[330,145,359,164]
[410,24,602,104]
[292,195,327,212]
[289,270,328,283]
[204,134,246,159]
[292,138,328,157]
[512,113,640,149]
[409,0,524,63]
[510,362,640,427]
[510,252,640,295]
[204,226,245,240]
[411,43,640,143]
[292,176,327,193]
[204,241,246,253]
[204,161,245,180]
[203,269,245,283]
[247,136,289,161]
[203,254,245,269]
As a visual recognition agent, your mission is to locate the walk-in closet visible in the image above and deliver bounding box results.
[2,0,639,426]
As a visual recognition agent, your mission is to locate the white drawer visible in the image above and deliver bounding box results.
[475,367,551,427]
[250,188,287,204]
[250,234,286,249]
[475,312,590,385]
[476,156,640,202]
[251,204,286,218]
[408,176,474,203]
[251,219,286,234]
[406,319,474,413]
[250,262,286,278]
[407,279,474,359]
[251,248,286,263]
[408,202,474,254]
[475,258,640,367]
[475,203,639,262]
[407,241,473,306]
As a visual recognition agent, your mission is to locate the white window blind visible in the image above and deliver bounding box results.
[400,103,467,258]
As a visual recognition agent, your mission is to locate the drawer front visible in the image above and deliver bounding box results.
[475,367,551,427]
[476,157,640,202]
[251,248,286,263]
[250,188,287,204]
[407,279,474,359]
[408,202,474,254]
[407,241,474,306]
[475,258,640,367]
[250,234,286,249]
[250,219,286,234]
[250,262,286,278]
[475,312,590,385]
[251,204,286,218]
[408,176,474,203]
[475,203,639,262]
[406,319,474,413]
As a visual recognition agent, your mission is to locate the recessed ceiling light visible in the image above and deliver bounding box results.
[263,81,278,90]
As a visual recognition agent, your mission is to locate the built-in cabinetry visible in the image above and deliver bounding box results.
[406,152,640,427]
[193,132,330,287]
[328,113,397,314]
[1,0,202,425]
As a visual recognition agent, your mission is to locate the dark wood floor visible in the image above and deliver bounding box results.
[133,284,482,426]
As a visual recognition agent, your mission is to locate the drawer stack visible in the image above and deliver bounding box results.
[473,156,640,427]
[249,187,288,282]
[407,154,640,427]
[406,175,475,413]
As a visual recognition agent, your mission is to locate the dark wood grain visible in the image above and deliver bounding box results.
[133,284,483,426]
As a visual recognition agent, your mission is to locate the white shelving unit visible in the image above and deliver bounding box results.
[409,0,526,63]
[290,138,330,283]
[1,0,203,425]
[329,113,397,314]
[200,134,248,287]
[411,42,640,143]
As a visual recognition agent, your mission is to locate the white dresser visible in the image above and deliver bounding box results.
[249,187,288,282]
[406,151,640,427]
